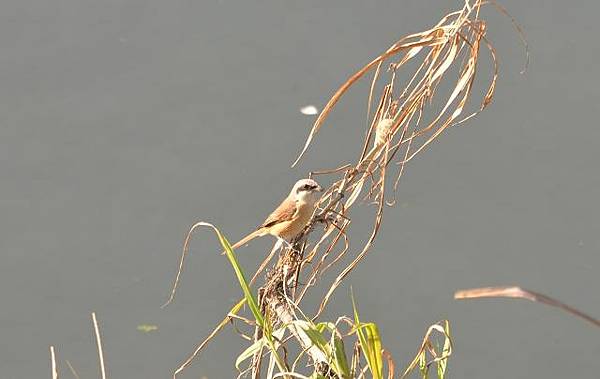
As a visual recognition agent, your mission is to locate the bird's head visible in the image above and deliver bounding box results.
[291,178,323,205]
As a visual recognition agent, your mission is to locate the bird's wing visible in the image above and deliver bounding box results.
[260,197,297,229]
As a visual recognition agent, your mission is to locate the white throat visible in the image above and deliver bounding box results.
[296,190,318,206]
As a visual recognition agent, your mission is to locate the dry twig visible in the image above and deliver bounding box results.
[168,1,528,377]
[455,286,600,328]
[50,345,59,379]
[92,312,108,379]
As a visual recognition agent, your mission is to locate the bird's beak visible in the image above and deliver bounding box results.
[315,185,323,192]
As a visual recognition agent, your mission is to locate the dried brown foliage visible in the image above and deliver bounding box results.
[48,312,106,379]
[166,1,530,378]
[43,2,599,379]
[455,286,600,328]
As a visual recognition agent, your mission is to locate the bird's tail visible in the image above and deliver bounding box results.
[221,228,266,255]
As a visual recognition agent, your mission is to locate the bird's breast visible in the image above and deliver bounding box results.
[270,201,314,241]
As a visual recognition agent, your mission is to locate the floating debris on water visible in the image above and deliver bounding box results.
[137,324,158,333]
[300,105,319,115]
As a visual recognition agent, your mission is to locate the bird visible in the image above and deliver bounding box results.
[161,178,323,309]
[224,178,323,254]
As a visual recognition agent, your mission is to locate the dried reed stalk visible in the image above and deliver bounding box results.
[455,286,600,328]
[50,345,59,379]
[66,360,81,379]
[169,0,528,377]
[92,312,108,379]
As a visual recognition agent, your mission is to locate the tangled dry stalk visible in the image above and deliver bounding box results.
[44,2,600,378]
[163,0,531,378]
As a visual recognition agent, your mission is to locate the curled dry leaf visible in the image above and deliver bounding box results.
[167,1,527,377]
[455,286,600,328]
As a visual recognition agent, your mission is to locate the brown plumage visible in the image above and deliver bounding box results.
[223,178,323,254]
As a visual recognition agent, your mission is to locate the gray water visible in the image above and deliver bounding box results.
[1,1,599,378]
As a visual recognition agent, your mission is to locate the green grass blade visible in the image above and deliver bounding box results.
[332,334,350,378]
[294,320,332,357]
[363,323,383,379]
[437,321,451,379]
[190,223,289,374]
[351,291,383,379]
[210,224,264,328]
[236,338,266,370]
[419,352,428,379]
[292,320,351,379]
[315,322,336,334]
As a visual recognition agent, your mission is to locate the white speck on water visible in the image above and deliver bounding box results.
[300,105,319,115]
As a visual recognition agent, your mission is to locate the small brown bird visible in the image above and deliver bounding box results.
[225,178,323,253]
[162,178,323,308]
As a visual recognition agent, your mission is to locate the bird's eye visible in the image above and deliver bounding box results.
[302,184,311,190]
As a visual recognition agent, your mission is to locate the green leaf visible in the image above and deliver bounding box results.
[136,324,158,333]
[351,291,383,379]
[235,324,287,370]
[315,322,336,334]
[291,320,350,378]
[236,338,265,370]
[332,334,350,378]
[419,351,428,379]
[214,225,264,328]
[294,320,332,358]
[362,323,383,379]
[437,321,451,379]
[189,223,287,375]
